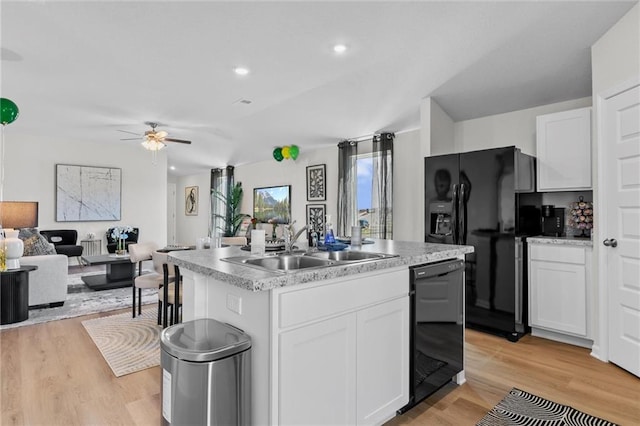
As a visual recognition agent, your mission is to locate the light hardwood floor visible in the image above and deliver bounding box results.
[1,310,639,425]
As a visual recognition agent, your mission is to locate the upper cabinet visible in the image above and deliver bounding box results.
[536,107,592,191]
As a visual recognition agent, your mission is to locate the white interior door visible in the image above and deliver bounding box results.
[603,83,640,378]
[167,183,176,245]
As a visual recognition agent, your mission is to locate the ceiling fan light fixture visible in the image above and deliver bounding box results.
[333,44,347,54]
[141,139,166,151]
[234,66,249,76]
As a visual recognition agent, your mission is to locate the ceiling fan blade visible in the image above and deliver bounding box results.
[121,137,142,141]
[117,129,141,136]
[164,138,192,144]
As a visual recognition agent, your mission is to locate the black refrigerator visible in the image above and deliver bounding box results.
[424,146,541,341]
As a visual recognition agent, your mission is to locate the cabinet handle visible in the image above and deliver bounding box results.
[603,238,618,248]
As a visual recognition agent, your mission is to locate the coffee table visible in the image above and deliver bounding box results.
[81,254,135,290]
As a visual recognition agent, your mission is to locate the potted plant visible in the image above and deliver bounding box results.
[212,182,250,237]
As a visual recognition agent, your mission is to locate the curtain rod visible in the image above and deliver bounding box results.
[342,131,395,143]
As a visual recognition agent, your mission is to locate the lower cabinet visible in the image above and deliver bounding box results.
[528,243,593,347]
[279,313,358,425]
[356,298,409,425]
[276,269,409,426]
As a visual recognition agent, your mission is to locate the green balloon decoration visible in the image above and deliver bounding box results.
[273,147,284,162]
[289,145,299,160]
[0,98,19,125]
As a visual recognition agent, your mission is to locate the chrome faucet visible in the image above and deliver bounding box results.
[284,221,308,253]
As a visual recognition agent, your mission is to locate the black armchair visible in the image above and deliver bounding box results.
[106,227,139,253]
[40,229,84,263]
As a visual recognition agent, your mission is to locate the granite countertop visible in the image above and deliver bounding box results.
[526,235,593,247]
[169,239,474,292]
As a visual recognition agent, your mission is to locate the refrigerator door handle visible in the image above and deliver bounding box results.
[514,239,523,327]
[458,183,466,245]
[451,184,459,244]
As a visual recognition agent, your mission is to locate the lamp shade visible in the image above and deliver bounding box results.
[0,201,39,229]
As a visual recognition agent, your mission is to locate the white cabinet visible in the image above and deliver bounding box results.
[278,314,357,426]
[275,268,409,425]
[356,298,409,425]
[528,243,592,347]
[536,107,592,191]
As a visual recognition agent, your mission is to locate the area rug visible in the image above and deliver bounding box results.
[0,267,156,331]
[476,388,618,426]
[82,308,160,377]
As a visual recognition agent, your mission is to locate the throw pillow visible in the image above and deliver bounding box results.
[18,228,57,256]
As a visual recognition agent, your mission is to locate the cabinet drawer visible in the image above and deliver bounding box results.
[277,268,408,329]
[529,244,585,265]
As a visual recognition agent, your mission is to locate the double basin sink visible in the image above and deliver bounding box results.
[222,250,397,273]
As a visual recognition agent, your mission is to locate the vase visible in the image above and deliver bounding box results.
[116,249,126,256]
[3,229,24,269]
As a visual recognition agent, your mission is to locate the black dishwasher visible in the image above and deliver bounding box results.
[398,259,464,414]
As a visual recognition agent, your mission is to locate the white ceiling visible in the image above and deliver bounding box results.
[1,1,636,176]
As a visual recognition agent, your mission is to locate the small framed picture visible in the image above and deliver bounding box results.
[307,164,326,201]
[306,204,326,235]
[185,186,198,216]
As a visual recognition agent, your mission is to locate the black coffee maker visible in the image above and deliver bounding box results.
[542,205,565,237]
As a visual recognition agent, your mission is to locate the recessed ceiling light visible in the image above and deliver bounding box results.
[234,67,250,76]
[333,44,347,54]
[170,166,175,170]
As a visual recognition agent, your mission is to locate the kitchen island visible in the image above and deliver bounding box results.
[169,239,473,425]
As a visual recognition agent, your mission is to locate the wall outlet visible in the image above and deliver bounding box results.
[227,294,242,315]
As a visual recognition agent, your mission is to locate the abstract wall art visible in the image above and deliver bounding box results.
[185,186,198,216]
[56,164,121,222]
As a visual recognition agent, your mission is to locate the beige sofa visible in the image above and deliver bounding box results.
[19,254,68,308]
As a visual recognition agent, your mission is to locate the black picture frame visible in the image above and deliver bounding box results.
[306,164,326,201]
[306,204,326,235]
[253,185,291,224]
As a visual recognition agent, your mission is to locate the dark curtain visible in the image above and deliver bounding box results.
[371,133,394,239]
[210,166,234,237]
[337,140,358,237]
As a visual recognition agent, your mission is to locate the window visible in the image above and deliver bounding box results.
[338,133,393,239]
[356,152,392,238]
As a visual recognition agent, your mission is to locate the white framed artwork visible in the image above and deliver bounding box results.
[56,164,121,221]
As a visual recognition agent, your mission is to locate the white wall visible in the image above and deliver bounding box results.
[453,97,592,156]
[234,145,338,238]
[592,3,639,96]
[174,172,211,246]
[3,134,167,254]
[429,100,456,155]
[172,133,424,244]
[393,129,423,241]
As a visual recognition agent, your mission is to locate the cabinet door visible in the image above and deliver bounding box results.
[278,314,357,425]
[530,260,587,336]
[536,107,592,191]
[356,298,409,425]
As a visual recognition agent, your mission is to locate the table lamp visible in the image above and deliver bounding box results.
[0,201,39,269]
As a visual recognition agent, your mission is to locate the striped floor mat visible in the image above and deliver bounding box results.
[82,308,160,377]
[477,388,618,425]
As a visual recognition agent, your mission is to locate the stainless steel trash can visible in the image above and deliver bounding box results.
[160,318,251,426]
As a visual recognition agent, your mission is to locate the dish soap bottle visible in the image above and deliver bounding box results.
[324,215,335,245]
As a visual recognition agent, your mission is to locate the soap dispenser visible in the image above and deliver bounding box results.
[324,215,335,245]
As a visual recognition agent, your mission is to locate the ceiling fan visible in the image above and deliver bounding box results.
[118,121,192,151]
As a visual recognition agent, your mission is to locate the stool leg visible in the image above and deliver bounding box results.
[132,284,136,318]
[157,301,162,325]
[138,288,142,315]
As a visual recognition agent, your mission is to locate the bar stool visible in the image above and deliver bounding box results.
[159,263,182,328]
